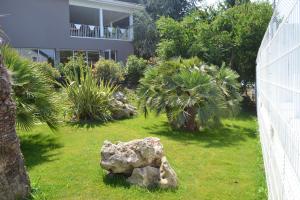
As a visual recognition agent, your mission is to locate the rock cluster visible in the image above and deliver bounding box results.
[100,137,178,188]
[0,54,31,200]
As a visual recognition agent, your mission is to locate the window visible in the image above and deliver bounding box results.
[104,50,110,60]
[104,49,117,61]
[59,50,73,64]
[87,51,100,66]
[38,49,55,66]
[18,48,39,62]
[58,50,113,64]
[111,50,117,61]
[17,48,55,65]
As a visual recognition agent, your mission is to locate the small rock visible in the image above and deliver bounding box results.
[127,166,160,187]
[159,156,178,189]
[111,100,137,120]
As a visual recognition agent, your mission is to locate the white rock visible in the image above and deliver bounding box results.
[159,156,178,189]
[127,166,160,187]
[100,137,163,174]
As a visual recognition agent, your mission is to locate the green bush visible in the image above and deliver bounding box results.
[61,54,87,81]
[33,62,61,88]
[138,58,242,131]
[64,64,117,122]
[125,55,149,87]
[1,46,59,130]
[94,59,124,85]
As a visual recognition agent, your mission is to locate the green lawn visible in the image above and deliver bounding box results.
[19,113,266,200]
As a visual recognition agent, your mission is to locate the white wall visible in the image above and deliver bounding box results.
[257,0,300,199]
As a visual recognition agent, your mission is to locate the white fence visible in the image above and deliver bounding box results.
[256,0,300,199]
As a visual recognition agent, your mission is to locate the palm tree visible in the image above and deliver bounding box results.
[138,58,242,131]
[0,49,31,200]
[0,46,59,130]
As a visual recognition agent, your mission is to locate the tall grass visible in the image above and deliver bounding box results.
[64,64,117,121]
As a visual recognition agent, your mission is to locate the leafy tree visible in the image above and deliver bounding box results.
[125,55,149,87]
[223,0,250,8]
[138,58,241,131]
[191,2,272,84]
[156,16,193,59]
[141,0,197,20]
[156,2,272,84]
[1,46,59,130]
[133,11,159,59]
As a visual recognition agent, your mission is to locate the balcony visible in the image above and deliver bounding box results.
[70,23,130,40]
[69,5,134,41]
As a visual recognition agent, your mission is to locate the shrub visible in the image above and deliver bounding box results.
[33,62,61,88]
[138,58,242,131]
[125,55,149,87]
[64,64,117,122]
[94,59,124,85]
[61,54,87,82]
[1,46,59,130]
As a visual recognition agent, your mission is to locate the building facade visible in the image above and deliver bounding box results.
[0,0,143,65]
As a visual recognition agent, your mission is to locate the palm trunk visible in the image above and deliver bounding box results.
[184,107,198,132]
[0,54,31,200]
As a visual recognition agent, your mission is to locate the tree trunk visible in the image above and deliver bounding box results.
[184,107,198,132]
[0,54,31,200]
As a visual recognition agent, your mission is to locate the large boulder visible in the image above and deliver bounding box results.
[100,138,178,189]
[100,137,163,174]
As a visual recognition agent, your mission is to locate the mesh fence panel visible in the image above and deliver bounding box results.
[256,0,300,199]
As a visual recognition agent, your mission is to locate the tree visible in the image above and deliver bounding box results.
[133,11,159,59]
[125,55,149,87]
[156,17,191,59]
[0,51,31,200]
[191,2,272,84]
[141,0,197,20]
[156,2,272,84]
[223,0,250,8]
[138,58,241,131]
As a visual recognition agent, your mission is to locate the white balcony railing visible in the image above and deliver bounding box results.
[70,23,131,40]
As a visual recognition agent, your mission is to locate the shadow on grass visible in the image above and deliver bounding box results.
[143,113,257,148]
[66,117,135,129]
[102,173,131,189]
[102,173,178,193]
[66,120,107,129]
[20,133,63,169]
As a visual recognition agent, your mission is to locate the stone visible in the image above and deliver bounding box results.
[127,166,160,187]
[100,137,163,174]
[113,92,127,103]
[111,99,137,120]
[100,138,178,189]
[159,156,178,189]
[0,54,31,200]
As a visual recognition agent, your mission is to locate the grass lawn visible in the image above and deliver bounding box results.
[19,113,266,200]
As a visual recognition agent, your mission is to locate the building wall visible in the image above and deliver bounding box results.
[256,0,300,199]
[0,0,134,61]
